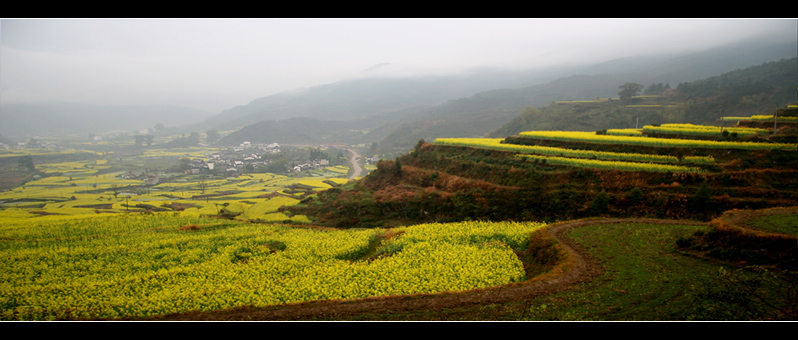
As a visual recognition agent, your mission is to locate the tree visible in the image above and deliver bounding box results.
[133,135,146,146]
[411,139,426,157]
[689,181,713,211]
[393,158,403,176]
[628,187,644,204]
[206,130,220,144]
[188,132,200,145]
[268,159,288,173]
[164,133,200,148]
[588,190,610,216]
[645,82,671,95]
[197,175,208,194]
[17,155,36,172]
[145,134,154,146]
[618,82,644,101]
[178,157,191,171]
[309,148,328,162]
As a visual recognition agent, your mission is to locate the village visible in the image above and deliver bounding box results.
[0,135,375,192]
[172,141,353,178]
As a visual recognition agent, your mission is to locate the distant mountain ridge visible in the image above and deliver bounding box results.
[369,40,797,152]
[214,36,796,152]
[0,101,213,138]
[201,64,587,131]
[485,56,798,139]
[3,36,794,144]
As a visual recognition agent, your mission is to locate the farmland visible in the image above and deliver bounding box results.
[2,117,797,320]
[517,130,795,150]
[1,211,542,320]
[0,144,357,222]
[434,137,712,173]
[1,141,552,321]
[2,22,797,321]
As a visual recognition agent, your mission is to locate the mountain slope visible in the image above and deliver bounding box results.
[284,56,798,229]
[204,37,796,152]
[200,65,582,132]
[0,101,213,138]
[367,38,797,153]
[488,57,798,137]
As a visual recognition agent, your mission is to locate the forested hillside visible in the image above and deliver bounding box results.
[286,133,798,229]
[200,66,562,131]
[206,40,796,154]
[372,58,797,156]
[488,58,798,138]
[286,57,798,229]
[216,117,365,146]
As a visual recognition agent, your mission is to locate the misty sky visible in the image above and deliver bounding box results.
[2,18,796,114]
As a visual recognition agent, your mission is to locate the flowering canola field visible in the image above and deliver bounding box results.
[0,159,347,223]
[0,211,544,320]
[642,124,770,138]
[434,137,711,173]
[518,130,795,150]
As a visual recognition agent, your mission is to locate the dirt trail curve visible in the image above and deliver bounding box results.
[346,148,364,180]
[147,218,707,321]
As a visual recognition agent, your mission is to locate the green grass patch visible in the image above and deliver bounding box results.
[750,212,798,237]
[312,222,796,321]
[529,222,715,320]
[523,222,797,321]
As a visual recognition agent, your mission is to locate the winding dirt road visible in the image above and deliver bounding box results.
[346,148,365,180]
[147,218,707,321]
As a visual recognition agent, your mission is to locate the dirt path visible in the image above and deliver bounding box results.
[145,218,708,321]
[346,148,364,180]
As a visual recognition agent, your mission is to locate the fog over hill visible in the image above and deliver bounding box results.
[199,62,588,131]
[212,36,797,149]
[2,26,795,144]
[0,101,213,138]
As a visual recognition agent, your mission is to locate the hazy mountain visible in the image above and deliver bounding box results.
[4,36,794,145]
[485,56,798,139]
[210,36,796,152]
[200,63,590,131]
[0,101,213,138]
[368,37,798,151]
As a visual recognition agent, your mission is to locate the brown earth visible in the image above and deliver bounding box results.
[140,218,707,321]
[714,206,798,234]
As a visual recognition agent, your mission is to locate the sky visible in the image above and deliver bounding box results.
[2,18,796,115]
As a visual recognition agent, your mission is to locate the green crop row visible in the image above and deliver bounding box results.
[434,138,714,165]
[606,129,644,136]
[720,115,798,122]
[515,154,707,173]
[518,131,796,150]
[642,124,770,137]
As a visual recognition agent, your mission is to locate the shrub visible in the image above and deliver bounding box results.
[588,190,610,216]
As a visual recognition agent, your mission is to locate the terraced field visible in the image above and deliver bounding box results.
[0,216,544,320]
[0,155,354,223]
[146,210,796,321]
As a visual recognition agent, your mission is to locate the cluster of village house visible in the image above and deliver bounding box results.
[180,141,279,175]
[179,141,335,175]
[1,139,58,149]
[7,138,373,185]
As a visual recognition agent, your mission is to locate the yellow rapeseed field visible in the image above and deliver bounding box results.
[519,130,795,150]
[0,213,544,320]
